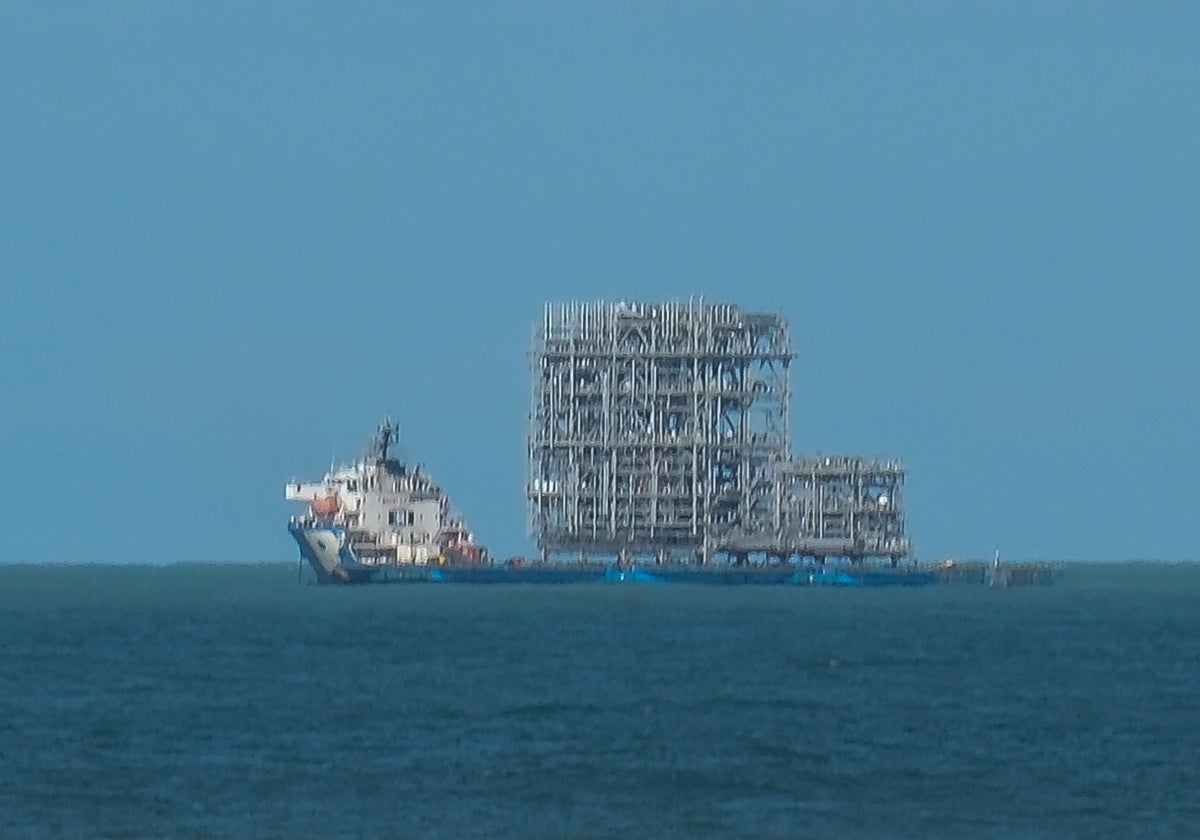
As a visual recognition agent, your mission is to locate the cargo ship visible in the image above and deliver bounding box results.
[285,420,1021,586]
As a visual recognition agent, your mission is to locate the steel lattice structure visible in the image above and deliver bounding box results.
[527,300,909,564]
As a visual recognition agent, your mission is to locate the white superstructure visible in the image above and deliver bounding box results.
[286,420,485,583]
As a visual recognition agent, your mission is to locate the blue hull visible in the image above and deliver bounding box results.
[428,566,608,584]
[291,519,945,587]
[859,572,939,587]
[425,566,941,587]
[606,567,799,585]
[805,569,940,587]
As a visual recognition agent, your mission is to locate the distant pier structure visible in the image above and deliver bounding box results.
[526,300,910,565]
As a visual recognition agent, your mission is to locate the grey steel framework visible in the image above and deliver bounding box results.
[527,300,910,564]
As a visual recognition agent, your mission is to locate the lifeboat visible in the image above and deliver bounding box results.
[310,495,340,517]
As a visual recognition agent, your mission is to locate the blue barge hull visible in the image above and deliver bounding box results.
[418,565,940,587]
[291,525,958,587]
[428,566,608,584]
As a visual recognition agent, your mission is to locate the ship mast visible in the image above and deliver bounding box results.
[377,418,397,462]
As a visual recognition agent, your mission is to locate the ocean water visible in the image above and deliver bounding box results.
[2,563,1198,839]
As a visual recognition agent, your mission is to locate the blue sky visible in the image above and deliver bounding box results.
[2,3,1197,563]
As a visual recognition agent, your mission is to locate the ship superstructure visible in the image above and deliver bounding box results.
[286,420,485,583]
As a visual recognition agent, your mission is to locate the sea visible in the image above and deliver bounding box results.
[2,562,1198,839]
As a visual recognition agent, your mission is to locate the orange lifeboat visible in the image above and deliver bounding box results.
[310,495,340,517]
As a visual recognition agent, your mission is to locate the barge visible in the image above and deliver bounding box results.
[285,421,1050,587]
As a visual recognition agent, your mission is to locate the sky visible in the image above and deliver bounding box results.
[2,2,1197,564]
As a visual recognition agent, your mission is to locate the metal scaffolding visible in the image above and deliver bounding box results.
[527,300,909,564]
[772,456,909,560]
